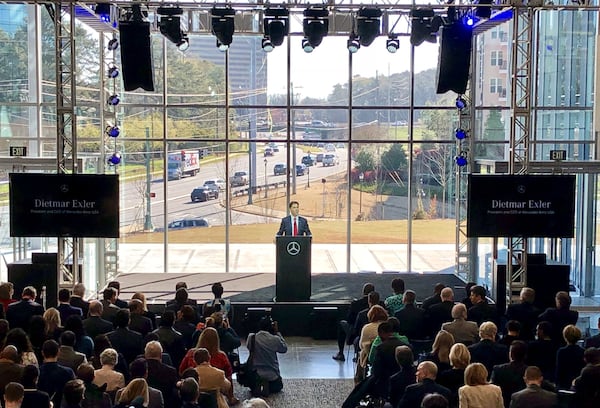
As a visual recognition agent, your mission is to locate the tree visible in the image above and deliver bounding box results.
[381,144,408,183]
[355,149,375,172]
[478,109,506,160]
[419,143,454,219]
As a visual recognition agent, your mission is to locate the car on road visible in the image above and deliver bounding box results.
[301,154,315,167]
[295,164,306,176]
[273,163,287,176]
[264,147,274,157]
[323,154,339,166]
[325,143,336,152]
[269,142,280,152]
[231,171,249,187]
[167,217,209,230]
[203,179,226,191]
[191,186,219,202]
[316,153,324,163]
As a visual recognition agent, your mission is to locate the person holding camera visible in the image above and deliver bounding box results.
[246,316,287,396]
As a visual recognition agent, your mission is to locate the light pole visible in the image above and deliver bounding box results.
[264,158,268,198]
[359,172,364,216]
[306,164,310,188]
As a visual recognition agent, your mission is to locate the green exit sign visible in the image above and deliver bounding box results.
[9,146,27,157]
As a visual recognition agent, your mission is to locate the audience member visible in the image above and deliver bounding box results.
[394,290,426,340]
[70,283,90,318]
[166,282,198,308]
[538,291,578,346]
[442,304,478,345]
[27,316,46,363]
[178,377,203,408]
[384,278,405,315]
[460,282,477,310]
[357,305,388,382]
[202,282,232,320]
[57,288,83,323]
[526,321,558,382]
[367,317,408,365]
[467,285,498,326]
[20,364,50,408]
[76,363,112,408]
[118,358,164,408]
[0,346,25,402]
[57,330,87,371]
[369,320,409,400]
[555,324,585,389]
[333,283,374,362]
[178,368,215,408]
[458,362,503,408]
[107,309,144,366]
[129,299,153,338]
[193,348,230,408]
[131,292,157,329]
[173,305,197,349]
[93,347,125,392]
[107,281,128,309]
[426,287,455,338]
[388,346,416,408]
[468,321,508,377]
[6,286,45,331]
[499,320,522,347]
[510,366,557,408]
[398,361,451,408]
[64,315,94,358]
[247,316,287,395]
[438,343,470,408]
[0,282,16,314]
[38,339,75,408]
[421,393,449,408]
[491,340,527,408]
[90,334,130,380]
[3,382,24,408]
[42,308,63,341]
[166,288,199,324]
[5,328,38,366]
[422,283,446,310]
[424,330,455,373]
[152,310,186,368]
[584,317,600,349]
[242,398,270,408]
[353,291,384,343]
[63,379,85,408]
[505,287,540,340]
[83,301,114,341]
[0,319,9,347]
[573,347,600,408]
[144,341,179,408]
[114,378,149,408]
[100,287,120,323]
[197,327,237,405]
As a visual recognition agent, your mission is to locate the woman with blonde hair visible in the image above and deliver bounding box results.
[42,307,63,341]
[114,378,148,408]
[357,304,388,383]
[131,292,156,329]
[438,343,471,408]
[424,330,455,373]
[458,362,503,408]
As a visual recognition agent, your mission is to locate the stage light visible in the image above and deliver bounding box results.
[107,63,119,79]
[157,8,189,51]
[105,125,120,138]
[107,94,120,106]
[386,35,399,53]
[107,38,119,51]
[347,33,360,53]
[455,128,467,140]
[95,3,111,23]
[455,153,468,167]
[455,96,467,110]
[464,15,475,26]
[302,6,329,52]
[410,8,439,46]
[262,7,289,52]
[211,6,235,51]
[357,7,382,47]
[108,152,121,165]
[475,0,493,19]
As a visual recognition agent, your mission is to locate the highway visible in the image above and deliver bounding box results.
[120,144,348,230]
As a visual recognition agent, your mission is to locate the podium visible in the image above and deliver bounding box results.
[275,236,312,302]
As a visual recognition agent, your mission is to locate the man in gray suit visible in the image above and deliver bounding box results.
[510,366,558,408]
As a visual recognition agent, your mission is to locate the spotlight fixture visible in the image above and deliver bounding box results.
[357,7,382,47]
[107,152,122,165]
[107,94,120,106]
[95,3,111,23]
[105,125,120,138]
[262,7,289,52]
[302,6,329,53]
[475,0,493,19]
[386,35,399,53]
[157,7,189,51]
[410,8,440,46]
[455,128,467,140]
[211,6,235,51]
[107,63,119,79]
[455,152,468,167]
[107,38,119,50]
[455,96,467,110]
[347,32,360,53]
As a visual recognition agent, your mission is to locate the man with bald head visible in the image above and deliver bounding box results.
[145,341,179,407]
[426,287,455,337]
[83,300,114,340]
[505,287,541,340]
[441,303,479,345]
[398,361,451,408]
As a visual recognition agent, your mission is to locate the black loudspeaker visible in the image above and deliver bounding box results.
[119,21,154,92]
[309,307,340,340]
[527,263,570,311]
[8,258,58,309]
[436,21,473,94]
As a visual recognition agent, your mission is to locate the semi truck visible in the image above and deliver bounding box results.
[167,150,200,180]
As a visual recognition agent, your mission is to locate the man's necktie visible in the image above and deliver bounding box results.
[293,218,298,236]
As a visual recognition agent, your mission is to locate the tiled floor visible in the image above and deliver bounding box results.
[238,337,355,379]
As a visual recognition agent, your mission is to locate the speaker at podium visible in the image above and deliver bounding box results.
[275,236,312,302]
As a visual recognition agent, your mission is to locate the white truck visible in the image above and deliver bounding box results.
[167,150,200,180]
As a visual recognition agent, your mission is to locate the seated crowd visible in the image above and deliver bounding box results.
[337,279,599,408]
[0,280,280,408]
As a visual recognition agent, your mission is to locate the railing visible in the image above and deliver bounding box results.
[232,180,287,197]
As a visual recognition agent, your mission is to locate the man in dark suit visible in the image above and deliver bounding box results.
[69,283,90,318]
[510,366,557,408]
[425,287,455,337]
[369,320,410,400]
[83,300,114,340]
[527,321,559,383]
[421,283,446,310]
[468,285,499,326]
[276,201,311,236]
[100,287,121,323]
[398,361,451,408]
[145,340,180,408]
[505,287,541,340]
[107,309,144,366]
[394,290,427,340]
[57,288,83,324]
[38,340,76,408]
[538,291,578,346]
[6,286,45,331]
[152,310,186,369]
[573,347,600,408]
[584,318,600,348]
[0,346,25,403]
[353,291,385,340]
[468,321,509,377]
[491,340,528,408]
[107,281,129,309]
[333,283,375,362]
[129,299,154,338]
[165,288,200,323]
[57,331,87,371]
[166,282,198,308]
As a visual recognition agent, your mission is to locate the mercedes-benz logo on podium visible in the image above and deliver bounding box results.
[286,241,301,256]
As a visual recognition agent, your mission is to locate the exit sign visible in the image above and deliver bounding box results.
[9,146,27,157]
[550,150,566,161]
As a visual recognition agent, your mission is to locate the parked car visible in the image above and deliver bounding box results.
[301,155,315,167]
[264,147,274,157]
[231,171,249,187]
[316,153,324,163]
[191,186,219,202]
[295,164,306,176]
[203,179,226,191]
[167,217,209,230]
[323,154,339,166]
[273,163,287,176]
